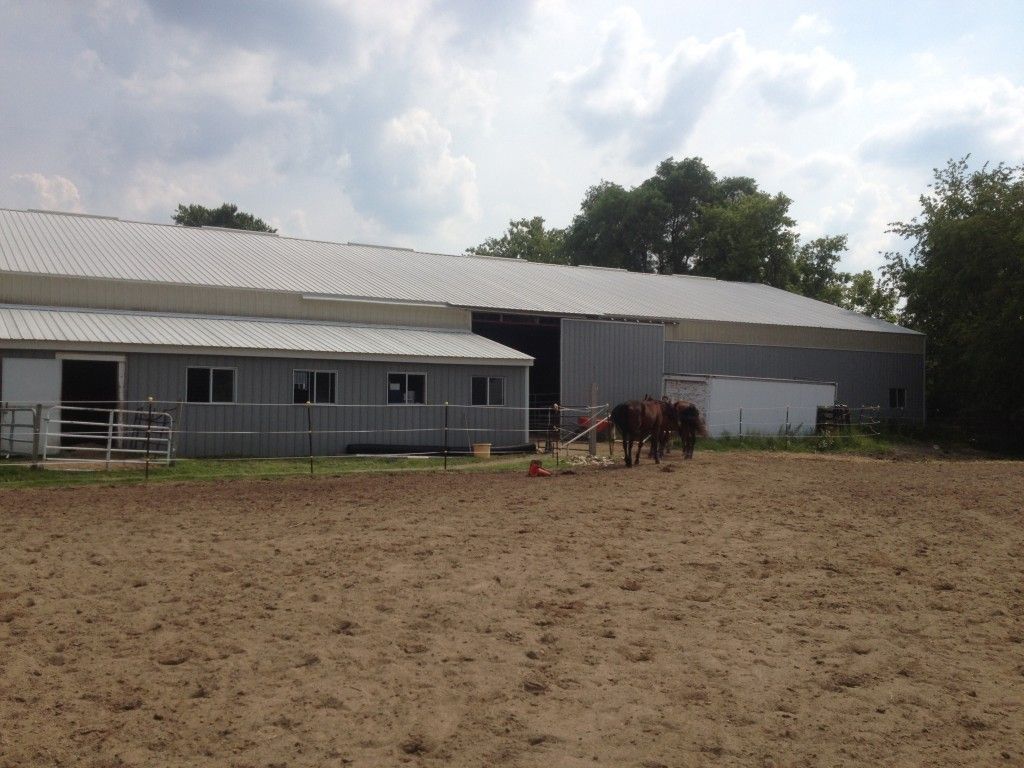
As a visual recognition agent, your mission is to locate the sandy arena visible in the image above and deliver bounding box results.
[1,452,1022,767]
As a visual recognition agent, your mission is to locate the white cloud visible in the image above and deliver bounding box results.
[791,14,833,37]
[743,46,854,112]
[10,174,83,212]
[364,108,480,229]
[554,8,743,162]
[860,75,1024,166]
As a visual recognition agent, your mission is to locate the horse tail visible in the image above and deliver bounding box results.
[610,402,630,435]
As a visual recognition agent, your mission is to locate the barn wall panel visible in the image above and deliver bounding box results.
[1,274,471,330]
[664,341,925,422]
[118,353,527,457]
[561,319,664,408]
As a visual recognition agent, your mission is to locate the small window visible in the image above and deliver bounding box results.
[889,387,906,409]
[186,367,235,403]
[294,370,336,404]
[471,376,505,406]
[388,373,426,404]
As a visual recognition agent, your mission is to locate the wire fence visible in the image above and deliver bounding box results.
[0,400,615,473]
[1,399,894,478]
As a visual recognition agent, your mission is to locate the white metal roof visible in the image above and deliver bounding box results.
[0,208,919,335]
[0,304,533,365]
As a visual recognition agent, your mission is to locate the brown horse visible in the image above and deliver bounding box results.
[647,396,679,458]
[610,399,665,467]
[670,400,709,459]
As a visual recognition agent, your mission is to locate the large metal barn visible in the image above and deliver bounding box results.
[0,208,924,457]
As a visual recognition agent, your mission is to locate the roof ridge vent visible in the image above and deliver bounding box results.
[26,209,120,221]
[195,225,279,237]
[347,241,415,252]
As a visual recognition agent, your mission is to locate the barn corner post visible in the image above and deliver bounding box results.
[443,401,449,471]
[305,401,314,477]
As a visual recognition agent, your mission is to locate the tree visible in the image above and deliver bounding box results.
[842,270,898,323]
[465,157,892,322]
[794,235,850,305]
[693,191,799,289]
[563,181,669,272]
[885,157,1024,447]
[467,217,567,264]
[793,234,898,320]
[639,157,717,274]
[173,203,277,233]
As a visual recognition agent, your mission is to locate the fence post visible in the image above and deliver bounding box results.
[144,396,154,481]
[589,383,598,457]
[105,410,115,470]
[554,404,560,466]
[609,414,614,458]
[738,407,743,438]
[32,403,44,469]
[443,402,449,471]
[306,401,314,476]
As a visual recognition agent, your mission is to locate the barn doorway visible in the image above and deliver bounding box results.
[60,357,122,445]
[472,313,560,426]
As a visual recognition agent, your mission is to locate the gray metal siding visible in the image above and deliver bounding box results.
[1,273,472,330]
[665,341,925,422]
[561,319,664,407]
[124,353,528,457]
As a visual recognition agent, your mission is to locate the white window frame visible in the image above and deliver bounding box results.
[186,366,237,404]
[387,372,427,405]
[293,369,337,405]
[471,375,506,406]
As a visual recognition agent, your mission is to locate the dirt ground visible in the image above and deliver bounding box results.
[1,453,1022,768]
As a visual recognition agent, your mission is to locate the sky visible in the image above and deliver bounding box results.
[1,0,1022,274]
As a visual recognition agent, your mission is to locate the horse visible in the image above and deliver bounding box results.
[670,400,709,459]
[610,399,665,467]
[647,396,679,459]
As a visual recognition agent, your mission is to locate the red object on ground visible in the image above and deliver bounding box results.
[528,459,552,477]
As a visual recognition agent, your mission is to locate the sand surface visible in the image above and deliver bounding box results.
[1,452,1023,767]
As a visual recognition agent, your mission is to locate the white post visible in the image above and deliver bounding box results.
[105,410,115,469]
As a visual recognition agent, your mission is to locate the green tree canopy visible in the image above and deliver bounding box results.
[173,203,277,233]
[468,156,897,320]
[885,157,1024,446]
[692,190,798,288]
[465,216,567,264]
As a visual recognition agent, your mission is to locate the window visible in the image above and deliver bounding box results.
[388,373,426,404]
[186,367,235,403]
[889,387,906,409]
[294,370,336,404]
[471,376,505,406]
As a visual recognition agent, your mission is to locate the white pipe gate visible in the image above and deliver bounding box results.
[41,405,174,467]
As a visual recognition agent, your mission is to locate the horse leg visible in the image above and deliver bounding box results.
[652,433,661,464]
[623,434,632,467]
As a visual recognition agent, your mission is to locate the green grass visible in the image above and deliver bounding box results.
[0,430,960,490]
[0,453,541,489]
